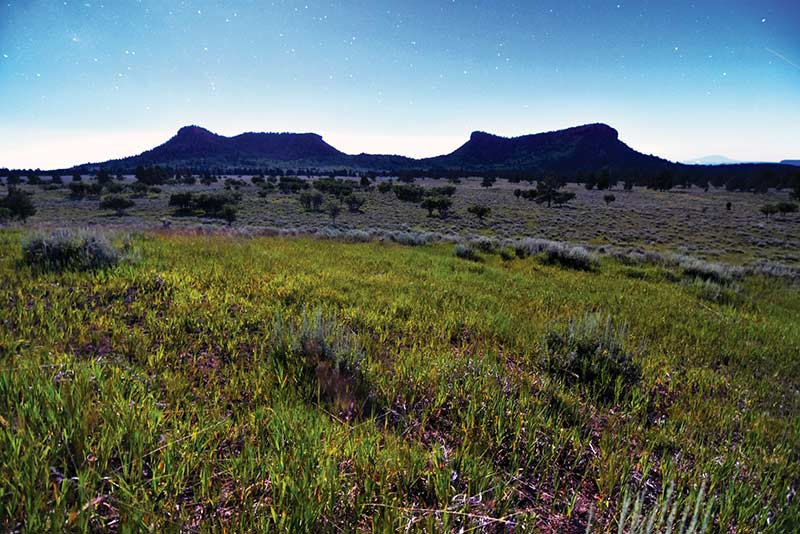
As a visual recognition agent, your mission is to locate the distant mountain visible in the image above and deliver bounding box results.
[781,160,800,167]
[422,124,672,173]
[72,123,673,175]
[80,125,352,170]
[683,155,741,165]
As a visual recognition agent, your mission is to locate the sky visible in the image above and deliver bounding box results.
[0,0,798,169]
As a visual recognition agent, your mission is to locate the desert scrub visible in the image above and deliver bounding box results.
[21,230,121,272]
[544,312,641,402]
[686,278,741,305]
[454,243,480,261]
[514,237,599,270]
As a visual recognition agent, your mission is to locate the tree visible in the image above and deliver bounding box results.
[467,205,490,221]
[603,194,616,206]
[169,192,194,211]
[596,169,611,190]
[360,175,372,189]
[343,194,365,213]
[299,191,324,211]
[420,196,451,218]
[623,178,634,191]
[99,195,135,216]
[221,205,237,225]
[324,200,342,225]
[760,204,778,219]
[775,201,798,215]
[793,172,800,201]
[96,169,113,185]
[481,176,496,188]
[377,181,393,193]
[726,201,732,211]
[533,176,575,207]
[393,184,426,202]
[72,171,82,182]
[0,187,36,221]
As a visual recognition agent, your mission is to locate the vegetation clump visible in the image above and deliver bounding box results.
[544,312,641,402]
[454,243,480,261]
[0,187,36,221]
[514,238,599,270]
[22,230,120,272]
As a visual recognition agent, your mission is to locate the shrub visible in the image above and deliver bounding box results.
[193,192,241,216]
[680,258,740,284]
[603,194,616,205]
[377,181,393,193]
[299,191,324,211]
[99,195,135,216]
[514,238,598,270]
[421,196,452,218]
[469,236,496,254]
[544,312,641,402]
[393,184,425,202]
[343,194,365,213]
[429,185,456,197]
[168,192,194,210]
[221,205,237,225]
[454,244,480,261]
[22,231,120,272]
[0,187,36,221]
[314,178,355,198]
[278,176,309,193]
[467,205,490,220]
[324,200,342,225]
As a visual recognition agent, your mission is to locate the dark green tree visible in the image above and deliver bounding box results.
[99,195,135,216]
[467,205,491,221]
[0,187,36,221]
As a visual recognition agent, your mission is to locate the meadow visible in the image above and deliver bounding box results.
[1,228,798,532]
[5,175,800,268]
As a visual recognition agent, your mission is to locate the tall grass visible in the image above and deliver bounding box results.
[1,230,798,531]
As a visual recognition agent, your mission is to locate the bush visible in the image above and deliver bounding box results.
[393,184,425,202]
[22,231,120,272]
[168,192,194,210]
[99,195,135,216]
[299,191,324,211]
[467,205,490,220]
[343,194,365,213]
[0,187,36,221]
[454,244,480,261]
[421,196,452,218]
[377,181,393,193]
[514,238,598,270]
[544,312,641,402]
[193,192,241,216]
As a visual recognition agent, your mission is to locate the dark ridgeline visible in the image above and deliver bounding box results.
[61,123,799,191]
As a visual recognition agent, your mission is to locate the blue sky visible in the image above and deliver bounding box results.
[0,0,798,168]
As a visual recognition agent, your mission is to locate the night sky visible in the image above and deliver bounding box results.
[0,0,798,169]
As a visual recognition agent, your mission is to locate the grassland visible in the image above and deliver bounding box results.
[1,230,798,532]
[5,176,800,267]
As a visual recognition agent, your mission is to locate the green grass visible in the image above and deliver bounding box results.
[0,230,798,532]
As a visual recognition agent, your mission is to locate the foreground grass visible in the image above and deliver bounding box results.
[0,230,798,532]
